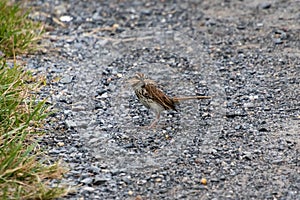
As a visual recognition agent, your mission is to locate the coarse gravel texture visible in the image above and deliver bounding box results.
[24,0,299,199]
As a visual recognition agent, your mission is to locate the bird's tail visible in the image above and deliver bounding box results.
[172,96,211,103]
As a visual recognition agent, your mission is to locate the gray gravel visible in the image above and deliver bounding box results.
[25,0,299,199]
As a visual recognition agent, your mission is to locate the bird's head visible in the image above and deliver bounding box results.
[128,73,155,89]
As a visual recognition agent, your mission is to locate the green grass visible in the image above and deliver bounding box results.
[0,60,67,199]
[0,0,43,57]
[0,1,68,199]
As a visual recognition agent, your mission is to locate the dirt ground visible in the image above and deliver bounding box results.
[26,0,299,199]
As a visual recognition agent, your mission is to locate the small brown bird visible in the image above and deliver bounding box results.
[129,73,211,128]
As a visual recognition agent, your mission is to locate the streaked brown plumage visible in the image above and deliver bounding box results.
[129,73,211,128]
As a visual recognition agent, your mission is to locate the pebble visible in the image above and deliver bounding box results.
[258,2,271,9]
[94,175,110,185]
[57,142,65,147]
[80,177,93,185]
[82,186,95,192]
[65,120,77,128]
[59,75,74,84]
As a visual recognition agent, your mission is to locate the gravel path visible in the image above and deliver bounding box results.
[25,0,299,199]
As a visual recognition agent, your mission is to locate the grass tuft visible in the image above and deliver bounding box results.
[0,0,43,57]
[0,59,68,199]
[0,1,68,199]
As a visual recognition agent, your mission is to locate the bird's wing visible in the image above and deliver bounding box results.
[144,83,177,111]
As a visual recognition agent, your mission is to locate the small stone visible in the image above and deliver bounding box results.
[272,159,284,164]
[94,175,110,185]
[116,73,123,78]
[141,9,151,15]
[65,120,77,128]
[243,151,252,160]
[258,127,269,132]
[210,178,219,182]
[201,178,207,185]
[237,24,246,30]
[258,2,271,9]
[249,95,259,100]
[244,102,254,108]
[135,195,143,200]
[59,15,73,22]
[155,178,162,182]
[272,38,282,44]
[57,142,64,147]
[100,92,108,98]
[48,149,61,154]
[59,75,73,84]
[72,105,86,111]
[137,179,147,185]
[81,177,93,185]
[69,170,81,176]
[82,186,95,192]
[89,166,101,174]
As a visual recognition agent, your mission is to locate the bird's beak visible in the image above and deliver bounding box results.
[127,78,138,87]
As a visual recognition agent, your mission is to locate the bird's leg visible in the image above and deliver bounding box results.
[148,112,160,129]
